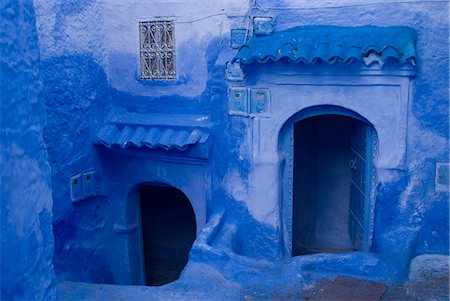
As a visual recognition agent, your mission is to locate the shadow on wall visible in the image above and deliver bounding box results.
[40,54,112,282]
[41,36,225,285]
[107,36,223,115]
[204,192,281,261]
[1,0,56,299]
[51,196,116,284]
[40,53,111,219]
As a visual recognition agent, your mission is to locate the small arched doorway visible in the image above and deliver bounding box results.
[139,184,196,286]
[279,106,376,256]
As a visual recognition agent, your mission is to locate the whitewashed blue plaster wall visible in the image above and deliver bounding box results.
[239,67,413,255]
[21,0,448,292]
[1,0,56,300]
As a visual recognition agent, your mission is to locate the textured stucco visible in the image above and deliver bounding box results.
[17,0,450,299]
[0,0,56,299]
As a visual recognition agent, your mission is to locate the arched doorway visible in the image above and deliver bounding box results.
[139,184,196,286]
[279,106,377,256]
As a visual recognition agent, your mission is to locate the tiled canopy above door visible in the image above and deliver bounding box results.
[233,25,416,66]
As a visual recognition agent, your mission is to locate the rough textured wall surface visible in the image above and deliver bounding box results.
[33,0,112,283]
[32,0,448,287]
[227,0,449,275]
[40,39,112,285]
[0,0,56,299]
[212,0,449,270]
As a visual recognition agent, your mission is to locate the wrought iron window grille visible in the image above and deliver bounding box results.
[139,20,176,80]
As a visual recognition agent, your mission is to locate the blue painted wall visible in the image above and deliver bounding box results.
[40,54,113,282]
[0,0,56,299]
[15,0,448,290]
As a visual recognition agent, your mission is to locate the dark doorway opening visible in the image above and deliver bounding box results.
[139,185,196,286]
[292,114,373,256]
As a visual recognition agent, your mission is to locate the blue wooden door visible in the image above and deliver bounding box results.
[349,124,373,251]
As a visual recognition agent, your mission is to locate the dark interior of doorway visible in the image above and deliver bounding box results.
[292,115,365,256]
[139,185,196,286]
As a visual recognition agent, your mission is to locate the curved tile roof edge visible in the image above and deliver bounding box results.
[234,25,417,66]
[95,123,211,152]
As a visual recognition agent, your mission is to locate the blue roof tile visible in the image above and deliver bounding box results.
[96,124,210,152]
[234,25,416,66]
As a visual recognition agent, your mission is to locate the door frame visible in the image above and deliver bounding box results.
[279,105,377,256]
[126,181,198,285]
[137,183,197,286]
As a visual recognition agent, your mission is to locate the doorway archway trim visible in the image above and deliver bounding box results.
[278,105,378,256]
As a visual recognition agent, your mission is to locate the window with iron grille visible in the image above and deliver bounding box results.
[139,20,176,80]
